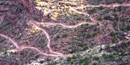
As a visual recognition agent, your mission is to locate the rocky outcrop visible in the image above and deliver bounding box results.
[1,0,44,21]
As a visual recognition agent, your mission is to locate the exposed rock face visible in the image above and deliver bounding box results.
[109,15,115,20]
[22,0,35,14]
[11,0,39,14]
[3,0,44,21]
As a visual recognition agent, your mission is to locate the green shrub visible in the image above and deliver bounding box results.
[113,8,116,12]
[113,13,118,17]
[110,31,114,36]
[84,57,89,60]
[55,35,60,40]
[67,57,72,61]
[40,61,44,64]
[91,43,95,47]
[79,42,84,47]
[79,59,84,63]
[104,15,110,20]
[113,52,119,56]
[83,46,88,50]
[50,61,56,65]
[62,33,68,38]
[109,54,115,61]
[4,51,7,54]
[35,55,39,58]
[56,35,60,38]
[112,37,116,43]
[98,6,104,10]
[115,16,119,20]
[102,54,108,60]
[71,61,74,64]
[118,6,122,12]
[114,21,118,27]
[94,27,97,31]
[93,56,99,60]
[71,47,77,53]
[86,33,91,38]
[78,33,82,37]
[97,16,102,20]
[72,55,77,59]
[116,0,123,3]
[77,16,82,20]
[98,63,103,65]
[20,51,24,55]
[120,62,125,65]
[126,25,130,30]
[99,48,103,52]
[88,8,97,14]
[93,32,97,36]
[84,60,90,65]
[113,13,119,20]
[77,54,81,58]
[42,39,45,43]
[121,42,128,47]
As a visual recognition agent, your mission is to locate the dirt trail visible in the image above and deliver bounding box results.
[0,34,62,57]
[31,20,97,28]
[29,21,64,56]
[20,46,60,57]
[74,3,130,9]
[0,34,20,49]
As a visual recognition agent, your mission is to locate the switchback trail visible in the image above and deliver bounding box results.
[29,21,64,56]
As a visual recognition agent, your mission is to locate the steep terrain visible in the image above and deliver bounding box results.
[0,0,130,65]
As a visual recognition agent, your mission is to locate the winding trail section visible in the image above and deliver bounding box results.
[30,20,97,28]
[20,46,60,57]
[29,21,64,56]
[0,34,20,49]
[70,6,90,16]
[0,34,62,57]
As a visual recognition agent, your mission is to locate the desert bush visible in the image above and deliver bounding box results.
[67,57,72,61]
[104,15,110,20]
[118,6,122,12]
[93,56,99,60]
[114,21,118,27]
[98,6,104,10]
[93,32,98,36]
[108,54,115,61]
[112,37,116,43]
[79,59,85,63]
[50,61,56,65]
[102,54,108,60]
[42,39,45,43]
[126,25,130,30]
[62,33,68,38]
[86,33,91,38]
[88,8,97,14]
[72,55,77,59]
[84,60,90,65]
[40,61,44,64]
[35,55,39,58]
[110,31,114,36]
[97,16,102,20]
[20,51,24,55]
[121,42,128,47]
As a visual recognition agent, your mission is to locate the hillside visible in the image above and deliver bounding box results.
[0,0,130,65]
